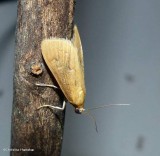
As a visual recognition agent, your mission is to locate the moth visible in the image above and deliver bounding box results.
[36,25,86,114]
[36,25,129,115]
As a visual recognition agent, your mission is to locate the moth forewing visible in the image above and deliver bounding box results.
[41,27,86,113]
[72,25,86,95]
[72,25,84,66]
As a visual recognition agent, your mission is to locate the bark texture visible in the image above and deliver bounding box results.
[11,0,74,155]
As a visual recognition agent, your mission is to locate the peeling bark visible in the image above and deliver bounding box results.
[11,0,74,156]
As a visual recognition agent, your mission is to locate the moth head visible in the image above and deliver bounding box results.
[75,107,85,114]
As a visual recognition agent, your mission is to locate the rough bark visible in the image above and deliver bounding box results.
[11,0,74,156]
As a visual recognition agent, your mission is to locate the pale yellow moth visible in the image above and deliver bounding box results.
[37,25,86,114]
[36,25,130,116]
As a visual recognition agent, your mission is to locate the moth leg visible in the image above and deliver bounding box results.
[37,101,66,111]
[35,83,58,89]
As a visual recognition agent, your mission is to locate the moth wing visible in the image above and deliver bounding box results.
[72,25,85,92]
[72,25,84,69]
[41,38,86,106]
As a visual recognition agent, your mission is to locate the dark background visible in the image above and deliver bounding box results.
[1,0,160,156]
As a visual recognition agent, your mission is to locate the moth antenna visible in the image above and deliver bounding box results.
[87,104,130,111]
[82,110,98,133]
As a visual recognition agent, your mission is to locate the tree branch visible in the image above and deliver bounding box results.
[11,0,74,155]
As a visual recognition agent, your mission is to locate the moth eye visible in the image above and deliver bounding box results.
[75,107,85,114]
[75,108,82,114]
